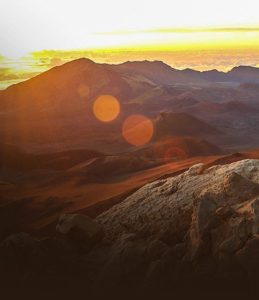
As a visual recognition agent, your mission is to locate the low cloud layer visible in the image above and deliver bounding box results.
[1,47,259,89]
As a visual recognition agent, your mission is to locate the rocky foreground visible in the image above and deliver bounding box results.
[2,159,259,299]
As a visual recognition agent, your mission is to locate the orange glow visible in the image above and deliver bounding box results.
[93,95,120,122]
[122,114,154,146]
[164,147,187,163]
[78,84,90,98]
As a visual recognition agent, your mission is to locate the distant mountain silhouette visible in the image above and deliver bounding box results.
[1,59,259,105]
[228,66,259,82]
[1,58,259,153]
[154,112,220,138]
[110,61,259,84]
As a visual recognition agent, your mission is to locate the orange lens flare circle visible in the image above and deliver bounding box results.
[164,147,187,163]
[122,114,154,146]
[78,84,90,98]
[93,95,120,122]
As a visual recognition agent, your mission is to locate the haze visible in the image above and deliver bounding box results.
[0,0,259,89]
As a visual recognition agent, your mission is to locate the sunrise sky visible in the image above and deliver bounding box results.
[1,0,259,89]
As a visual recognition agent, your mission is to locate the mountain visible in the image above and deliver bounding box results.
[110,60,198,84]
[0,58,132,110]
[228,66,259,83]
[0,59,134,152]
[154,112,220,138]
[2,57,259,298]
[1,57,259,154]
[0,58,224,153]
[93,159,259,297]
[134,137,222,161]
[112,61,259,84]
[3,157,259,298]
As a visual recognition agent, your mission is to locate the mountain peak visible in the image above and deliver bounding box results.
[120,59,173,68]
[230,65,258,72]
[60,57,96,69]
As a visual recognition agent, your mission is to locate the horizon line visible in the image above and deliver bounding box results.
[1,57,259,92]
[66,57,258,73]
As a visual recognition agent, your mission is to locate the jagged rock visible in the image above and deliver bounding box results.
[56,214,104,247]
[186,163,205,176]
[3,159,259,295]
[215,206,236,221]
[188,195,218,258]
[187,171,259,259]
[208,196,259,260]
[223,171,259,204]
[96,158,259,284]
[97,159,259,247]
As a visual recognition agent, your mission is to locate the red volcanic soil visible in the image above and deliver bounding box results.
[135,136,222,162]
[1,148,259,237]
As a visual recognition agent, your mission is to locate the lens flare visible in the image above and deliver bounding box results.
[122,114,154,146]
[93,95,120,122]
[164,147,187,163]
[77,84,90,98]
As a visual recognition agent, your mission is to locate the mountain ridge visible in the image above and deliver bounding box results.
[1,58,259,92]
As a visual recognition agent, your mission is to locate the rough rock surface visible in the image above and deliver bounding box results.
[56,213,104,246]
[2,159,259,298]
[92,159,259,295]
[97,159,259,246]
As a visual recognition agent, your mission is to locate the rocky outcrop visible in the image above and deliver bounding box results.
[97,159,259,243]
[56,214,104,248]
[2,159,259,297]
[96,159,259,280]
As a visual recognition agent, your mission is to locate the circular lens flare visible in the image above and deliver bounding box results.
[78,84,90,98]
[122,114,154,146]
[93,95,120,122]
[164,147,187,163]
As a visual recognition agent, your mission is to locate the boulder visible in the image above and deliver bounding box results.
[56,214,104,247]
[97,159,259,245]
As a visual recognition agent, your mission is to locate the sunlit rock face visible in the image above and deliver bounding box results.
[92,159,259,294]
[97,159,259,246]
[2,159,259,298]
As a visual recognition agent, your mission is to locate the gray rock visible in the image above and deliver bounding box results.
[56,214,104,247]
[96,159,259,272]
[97,159,259,247]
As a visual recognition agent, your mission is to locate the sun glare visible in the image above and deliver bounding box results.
[93,95,120,122]
[77,84,90,98]
[122,115,154,146]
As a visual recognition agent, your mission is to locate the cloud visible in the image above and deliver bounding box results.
[1,45,259,90]
[0,67,38,83]
[97,27,259,35]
